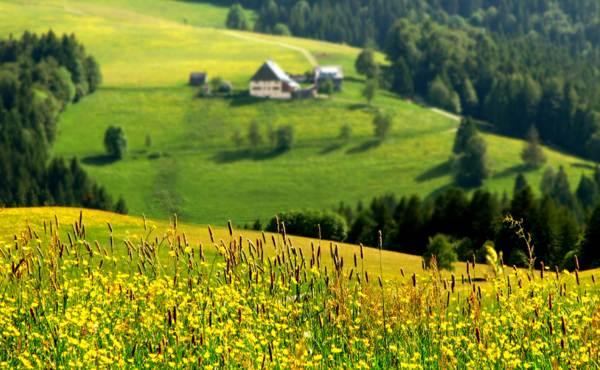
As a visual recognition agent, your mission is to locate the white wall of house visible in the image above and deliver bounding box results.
[250,81,293,99]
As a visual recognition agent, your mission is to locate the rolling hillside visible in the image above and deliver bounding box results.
[0,0,595,225]
[0,207,482,280]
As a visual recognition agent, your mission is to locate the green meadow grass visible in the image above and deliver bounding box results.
[0,0,595,225]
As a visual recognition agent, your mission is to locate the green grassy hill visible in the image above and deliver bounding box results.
[0,0,595,224]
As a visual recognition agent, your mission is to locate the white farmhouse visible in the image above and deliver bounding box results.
[250,60,300,99]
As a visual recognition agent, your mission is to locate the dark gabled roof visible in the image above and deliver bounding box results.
[251,60,299,86]
[251,62,279,82]
[190,72,207,78]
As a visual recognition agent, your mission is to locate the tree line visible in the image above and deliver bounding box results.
[0,31,125,212]
[252,169,600,270]
[228,0,599,56]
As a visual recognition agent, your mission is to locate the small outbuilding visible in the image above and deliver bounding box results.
[315,66,343,91]
[189,72,207,86]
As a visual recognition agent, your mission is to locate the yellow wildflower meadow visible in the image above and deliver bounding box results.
[0,214,598,368]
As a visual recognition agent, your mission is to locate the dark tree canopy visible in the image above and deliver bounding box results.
[226,4,250,30]
[104,126,128,159]
[0,31,121,212]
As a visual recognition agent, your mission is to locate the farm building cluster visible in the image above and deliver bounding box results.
[250,60,343,100]
[189,59,343,100]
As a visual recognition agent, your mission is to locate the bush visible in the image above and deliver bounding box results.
[226,4,250,30]
[273,23,291,36]
[428,77,461,114]
[373,111,393,140]
[424,234,457,271]
[103,126,127,159]
[266,210,348,241]
[318,79,335,95]
[274,125,294,151]
[339,124,352,141]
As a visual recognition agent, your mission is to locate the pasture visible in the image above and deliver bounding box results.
[0,0,595,226]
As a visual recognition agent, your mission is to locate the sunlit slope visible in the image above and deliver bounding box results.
[0,207,502,280]
[0,0,595,225]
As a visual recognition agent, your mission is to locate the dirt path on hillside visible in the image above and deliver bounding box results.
[430,108,461,122]
[224,31,318,67]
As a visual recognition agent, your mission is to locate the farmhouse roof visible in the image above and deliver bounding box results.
[315,66,344,79]
[251,60,299,87]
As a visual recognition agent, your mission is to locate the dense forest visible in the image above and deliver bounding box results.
[228,0,600,161]
[0,31,125,211]
[263,169,600,270]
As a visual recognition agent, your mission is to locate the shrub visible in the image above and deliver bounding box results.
[266,210,348,241]
[318,79,335,95]
[373,111,393,140]
[273,23,291,36]
[362,78,378,105]
[226,4,250,30]
[339,124,352,141]
[424,234,457,271]
[274,125,294,151]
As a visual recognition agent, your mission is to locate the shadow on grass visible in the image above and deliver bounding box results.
[347,103,378,113]
[81,154,119,166]
[426,183,456,199]
[346,139,381,154]
[493,164,534,179]
[571,162,597,171]
[212,148,287,163]
[415,160,452,183]
[319,141,346,155]
[344,76,364,83]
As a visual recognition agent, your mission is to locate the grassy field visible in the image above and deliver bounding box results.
[0,0,596,226]
[0,207,598,368]
[0,207,489,280]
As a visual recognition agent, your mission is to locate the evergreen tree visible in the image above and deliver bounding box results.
[576,175,598,211]
[453,117,476,154]
[548,166,576,210]
[514,173,529,194]
[114,196,128,214]
[454,135,488,188]
[580,204,600,268]
[391,57,414,96]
